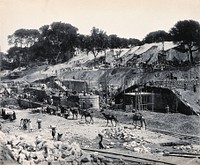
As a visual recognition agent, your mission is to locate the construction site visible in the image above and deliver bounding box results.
[0,42,200,165]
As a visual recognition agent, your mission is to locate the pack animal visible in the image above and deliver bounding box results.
[132,112,146,129]
[101,111,118,127]
[80,109,94,124]
[70,107,79,119]
[60,106,66,115]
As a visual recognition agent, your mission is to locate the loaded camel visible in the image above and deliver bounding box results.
[132,112,146,129]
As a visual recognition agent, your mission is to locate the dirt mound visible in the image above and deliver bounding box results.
[178,122,199,135]
[147,120,173,130]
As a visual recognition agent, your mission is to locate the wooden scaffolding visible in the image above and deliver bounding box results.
[124,88,154,112]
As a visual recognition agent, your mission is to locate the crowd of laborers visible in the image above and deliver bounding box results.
[19,118,33,132]
[18,116,63,142]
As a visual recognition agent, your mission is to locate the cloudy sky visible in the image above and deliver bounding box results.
[0,0,200,52]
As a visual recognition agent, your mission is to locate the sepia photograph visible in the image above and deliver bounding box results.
[0,0,200,164]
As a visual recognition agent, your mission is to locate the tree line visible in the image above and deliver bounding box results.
[6,22,140,68]
[5,19,200,68]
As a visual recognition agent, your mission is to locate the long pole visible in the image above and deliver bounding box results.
[123,77,126,111]
[105,69,108,110]
[105,51,108,110]
[151,91,154,112]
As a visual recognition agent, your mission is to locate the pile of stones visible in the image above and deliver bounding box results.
[3,133,114,165]
[102,127,151,153]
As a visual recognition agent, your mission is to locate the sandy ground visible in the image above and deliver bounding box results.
[1,108,200,165]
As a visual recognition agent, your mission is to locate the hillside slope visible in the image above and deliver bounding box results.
[1,42,200,113]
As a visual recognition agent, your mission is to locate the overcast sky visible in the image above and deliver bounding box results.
[0,0,200,52]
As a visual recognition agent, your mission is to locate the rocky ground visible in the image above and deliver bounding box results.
[0,107,200,165]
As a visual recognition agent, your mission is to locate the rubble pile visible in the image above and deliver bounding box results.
[0,132,16,164]
[0,143,16,164]
[173,144,200,153]
[102,127,151,153]
[123,141,151,153]
[3,133,111,165]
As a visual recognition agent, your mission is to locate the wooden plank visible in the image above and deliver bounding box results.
[82,148,176,165]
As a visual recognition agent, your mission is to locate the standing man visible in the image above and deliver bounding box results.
[51,126,56,140]
[193,84,196,92]
[165,105,169,113]
[12,111,16,120]
[98,133,105,149]
[37,119,42,129]
[28,120,33,132]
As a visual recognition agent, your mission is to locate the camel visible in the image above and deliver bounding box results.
[101,111,118,127]
[80,109,94,124]
[132,112,146,129]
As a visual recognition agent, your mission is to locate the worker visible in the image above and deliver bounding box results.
[165,105,169,113]
[37,119,42,129]
[98,133,105,149]
[51,126,56,140]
